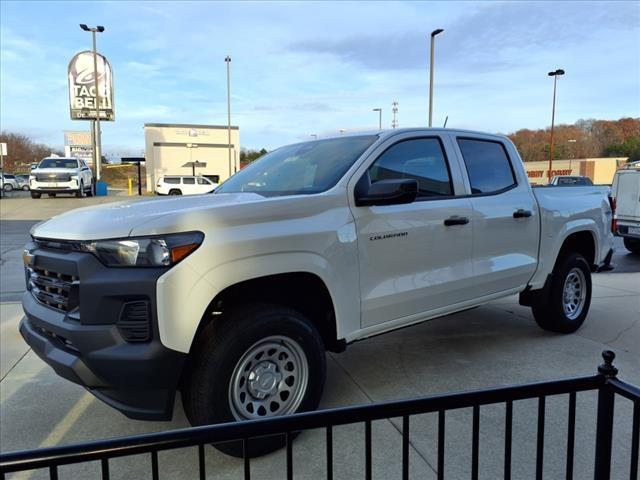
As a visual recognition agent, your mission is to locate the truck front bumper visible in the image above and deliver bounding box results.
[20,242,187,420]
[30,179,79,194]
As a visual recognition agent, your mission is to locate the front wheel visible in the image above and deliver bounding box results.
[76,182,85,198]
[531,252,592,333]
[624,237,640,255]
[182,304,326,458]
[3,184,12,192]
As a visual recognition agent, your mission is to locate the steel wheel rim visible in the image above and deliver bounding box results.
[229,335,309,421]
[562,267,586,320]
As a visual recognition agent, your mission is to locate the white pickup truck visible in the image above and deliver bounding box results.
[20,129,614,456]
[29,157,95,198]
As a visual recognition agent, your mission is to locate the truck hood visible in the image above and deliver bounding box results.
[31,193,265,240]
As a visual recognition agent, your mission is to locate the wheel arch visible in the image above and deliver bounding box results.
[193,272,343,354]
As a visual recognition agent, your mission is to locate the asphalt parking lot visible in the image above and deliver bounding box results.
[1,193,639,479]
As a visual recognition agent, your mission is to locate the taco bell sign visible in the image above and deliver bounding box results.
[68,50,115,121]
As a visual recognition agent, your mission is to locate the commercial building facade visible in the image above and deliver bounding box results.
[144,123,240,192]
[524,157,628,185]
[63,131,93,166]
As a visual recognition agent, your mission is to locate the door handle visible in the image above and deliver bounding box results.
[444,216,469,226]
[513,209,532,218]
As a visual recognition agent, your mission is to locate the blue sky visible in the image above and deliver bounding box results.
[1,1,639,154]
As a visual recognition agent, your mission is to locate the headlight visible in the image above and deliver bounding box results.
[82,232,204,267]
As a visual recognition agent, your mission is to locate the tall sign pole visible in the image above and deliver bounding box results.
[91,29,102,180]
[225,56,232,178]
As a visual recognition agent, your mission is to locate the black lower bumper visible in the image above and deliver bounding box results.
[20,244,187,421]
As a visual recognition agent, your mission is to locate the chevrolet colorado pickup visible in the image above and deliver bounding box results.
[20,129,614,456]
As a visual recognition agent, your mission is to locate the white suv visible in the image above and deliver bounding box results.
[156,175,218,195]
[30,157,94,199]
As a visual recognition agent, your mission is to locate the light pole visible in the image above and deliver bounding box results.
[547,68,565,182]
[372,108,382,130]
[80,24,105,180]
[428,28,444,127]
[225,56,233,178]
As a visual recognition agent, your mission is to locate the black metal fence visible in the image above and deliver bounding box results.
[1,350,638,480]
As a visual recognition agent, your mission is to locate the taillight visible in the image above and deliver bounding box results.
[608,195,617,233]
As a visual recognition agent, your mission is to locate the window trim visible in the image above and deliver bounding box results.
[456,137,518,197]
[362,136,456,202]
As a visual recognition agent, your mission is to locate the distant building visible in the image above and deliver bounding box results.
[64,131,93,166]
[144,123,240,192]
[524,157,628,185]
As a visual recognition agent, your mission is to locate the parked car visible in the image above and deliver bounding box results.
[610,162,640,254]
[13,174,30,190]
[21,129,614,457]
[550,175,594,186]
[156,175,218,195]
[0,173,20,191]
[29,157,94,198]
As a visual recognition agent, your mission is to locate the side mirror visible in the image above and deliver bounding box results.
[355,178,418,206]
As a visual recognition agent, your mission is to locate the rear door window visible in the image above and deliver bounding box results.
[457,138,516,194]
[164,177,180,184]
[183,177,195,185]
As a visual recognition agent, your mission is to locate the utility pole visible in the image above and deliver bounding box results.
[391,101,399,129]
[547,68,565,182]
[225,56,233,179]
[428,28,444,127]
[80,24,105,180]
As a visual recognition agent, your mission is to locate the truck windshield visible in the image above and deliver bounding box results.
[216,136,378,197]
[38,159,78,169]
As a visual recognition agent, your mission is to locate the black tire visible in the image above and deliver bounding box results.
[47,193,56,198]
[182,304,326,458]
[76,182,84,198]
[3,184,12,192]
[623,237,640,255]
[169,189,182,195]
[531,252,592,333]
[22,185,29,191]
[31,191,41,199]
[87,181,95,197]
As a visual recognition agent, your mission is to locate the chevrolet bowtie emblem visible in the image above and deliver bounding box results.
[49,174,56,178]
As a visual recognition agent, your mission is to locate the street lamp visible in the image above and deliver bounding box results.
[79,24,105,180]
[225,56,233,178]
[428,28,444,127]
[372,108,382,130]
[547,68,565,182]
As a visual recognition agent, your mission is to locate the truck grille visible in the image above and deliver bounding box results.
[27,266,78,312]
[35,173,71,182]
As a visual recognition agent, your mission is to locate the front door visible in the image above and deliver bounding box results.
[350,136,475,328]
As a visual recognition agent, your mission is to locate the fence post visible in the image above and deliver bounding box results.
[593,350,618,480]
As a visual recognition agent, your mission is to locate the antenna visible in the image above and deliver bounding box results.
[443,116,448,128]
[391,101,399,129]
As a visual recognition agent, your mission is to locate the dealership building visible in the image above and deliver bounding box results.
[144,123,240,192]
[524,157,628,185]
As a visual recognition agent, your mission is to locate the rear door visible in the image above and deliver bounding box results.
[615,171,640,222]
[349,133,474,328]
[453,136,539,297]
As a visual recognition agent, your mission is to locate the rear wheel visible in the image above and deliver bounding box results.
[624,237,640,255]
[531,252,592,333]
[22,185,29,191]
[182,304,326,458]
[31,191,41,199]
[169,189,182,195]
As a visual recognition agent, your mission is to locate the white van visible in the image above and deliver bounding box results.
[156,175,218,196]
[611,162,640,254]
